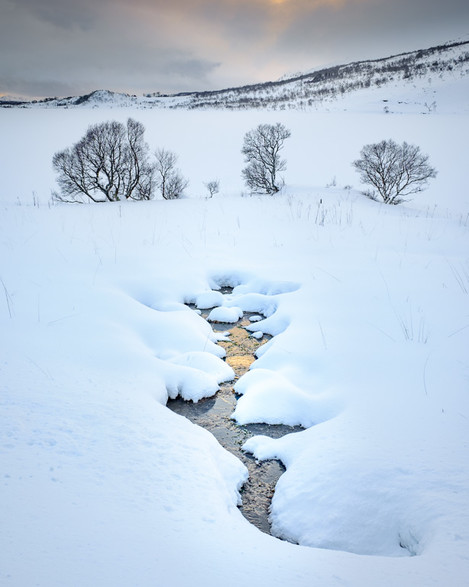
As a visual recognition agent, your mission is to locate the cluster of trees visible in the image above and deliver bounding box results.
[52,119,291,202]
[52,118,188,203]
[53,118,437,206]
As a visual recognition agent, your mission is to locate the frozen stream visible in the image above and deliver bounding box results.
[167,301,302,535]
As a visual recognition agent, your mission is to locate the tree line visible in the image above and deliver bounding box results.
[52,118,436,205]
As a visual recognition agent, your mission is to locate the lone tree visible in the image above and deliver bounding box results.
[352,139,437,205]
[241,122,291,194]
[154,148,188,200]
[204,180,220,198]
[52,118,155,203]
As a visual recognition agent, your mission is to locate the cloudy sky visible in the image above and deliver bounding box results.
[1,0,468,98]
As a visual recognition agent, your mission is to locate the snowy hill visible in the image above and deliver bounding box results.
[2,39,468,113]
[167,38,469,113]
[0,89,136,108]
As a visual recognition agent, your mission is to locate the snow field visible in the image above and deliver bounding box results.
[1,106,468,585]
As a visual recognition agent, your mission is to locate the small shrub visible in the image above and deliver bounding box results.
[204,180,220,198]
[155,148,188,200]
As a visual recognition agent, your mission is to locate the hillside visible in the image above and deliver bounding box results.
[165,38,469,112]
[2,38,468,113]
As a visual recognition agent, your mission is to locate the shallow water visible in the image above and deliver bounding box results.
[167,307,302,535]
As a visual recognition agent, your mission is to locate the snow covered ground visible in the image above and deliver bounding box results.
[1,101,468,586]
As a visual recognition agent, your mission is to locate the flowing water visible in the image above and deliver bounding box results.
[167,300,302,535]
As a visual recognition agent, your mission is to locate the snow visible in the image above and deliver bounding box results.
[248,315,264,322]
[194,290,224,309]
[233,368,338,427]
[1,83,469,586]
[250,330,263,339]
[207,306,243,323]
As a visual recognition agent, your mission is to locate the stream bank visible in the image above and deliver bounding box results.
[167,300,302,535]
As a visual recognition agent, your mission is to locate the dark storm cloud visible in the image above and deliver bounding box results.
[0,52,221,99]
[0,0,222,97]
[0,0,468,99]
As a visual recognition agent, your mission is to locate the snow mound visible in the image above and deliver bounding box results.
[248,315,263,322]
[243,431,427,557]
[225,292,277,316]
[168,351,234,383]
[233,369,339,428]
[250,331,263,340]
[163,362,220,403]
[207,306,243,323]
[233,279,300,296]
[195,290,224,309]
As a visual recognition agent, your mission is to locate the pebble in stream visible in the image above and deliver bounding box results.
[167,306,302,536]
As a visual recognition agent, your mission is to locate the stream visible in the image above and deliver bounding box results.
[167,297,302,535]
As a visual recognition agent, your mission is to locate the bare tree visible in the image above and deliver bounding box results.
[241,123,291,194]
[353,139,437,205]
[52,118,155,203]
[204,180,220,198]
[125,118,155,201]
[155,148,188,200]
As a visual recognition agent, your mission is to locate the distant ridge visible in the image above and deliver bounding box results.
[2,38,468,112]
